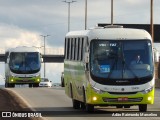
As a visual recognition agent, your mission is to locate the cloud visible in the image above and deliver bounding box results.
[0,24,41,50]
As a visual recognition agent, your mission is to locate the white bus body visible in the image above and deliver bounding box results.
[5,46,42,88]
[64,26,154,112]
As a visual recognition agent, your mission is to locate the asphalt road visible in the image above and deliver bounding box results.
[4,87,160,120]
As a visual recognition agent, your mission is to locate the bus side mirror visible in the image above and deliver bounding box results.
[7,58,9,63]
[84,52,89,71]
[85,52,89,63]
[41,58,43,63]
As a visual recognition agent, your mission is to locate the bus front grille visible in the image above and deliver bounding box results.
[16,80,32,82]
[108,92,138,95]
[102,97,143,102]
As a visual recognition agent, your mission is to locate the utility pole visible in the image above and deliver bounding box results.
[40,35,50,78]
[150,0,154,42]
[85,0,87,30]
[63,0,76,32]
[111,0,113,25]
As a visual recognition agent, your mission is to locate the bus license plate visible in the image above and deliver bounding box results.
[118,97,128,102]
[23,79,29,82]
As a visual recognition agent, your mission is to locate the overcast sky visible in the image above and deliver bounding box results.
[0,0,160,84]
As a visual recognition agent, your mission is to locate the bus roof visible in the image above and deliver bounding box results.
[66,28,152,40]
[6,46,40,53]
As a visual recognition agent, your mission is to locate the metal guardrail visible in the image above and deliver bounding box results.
[0,48,65,63]
[0,54,64,63]
[0,48,64,55]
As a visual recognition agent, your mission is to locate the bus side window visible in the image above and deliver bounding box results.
[74,38,77,60]
[75,38,78,61]
[69,38,72,60]
[71,38,75,60]
[81,38,84,61]
[67,38,70,60]
[79,38,82,61]
[77,38,80,61]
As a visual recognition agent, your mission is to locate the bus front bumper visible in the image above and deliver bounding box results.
[8,76,41,84]
[86,87,154,105]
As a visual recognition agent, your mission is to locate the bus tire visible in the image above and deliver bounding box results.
[81,87,86,109]
[7,83,10,87]
[61,79,65,87]
[139,104,147,112]
[33,83,39,87]
[70,84,81,109]
[82,87,94,112]
[29,84,32,88]
[81,102,86,109]
[72,99,80,109]
[5,83,8,88]
[11,83,15,88]
[7,83,11,88]
[86,104,94,113]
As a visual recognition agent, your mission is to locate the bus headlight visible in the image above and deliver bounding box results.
[141,86,153,94]
[91,86,105,94]
[148,96,152,101]
[92,96,97,101]
[11,79,14,82]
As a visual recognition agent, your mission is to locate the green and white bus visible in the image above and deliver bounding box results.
[5,46,42,88]
[64,26,154,112]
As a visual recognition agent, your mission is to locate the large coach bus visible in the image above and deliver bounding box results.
[63,25,155,112]
[5,46,42,88]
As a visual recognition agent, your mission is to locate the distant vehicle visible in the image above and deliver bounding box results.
[64,25,155,112]
[39,78,52,87]
[61,72,64,87]
[5,46,43,88]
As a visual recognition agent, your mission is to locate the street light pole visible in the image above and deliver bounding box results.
[85,0,87,30]
[150,0,154,42]
[63,0,76,32]
[111,0,113,25]
[40,35,50,78]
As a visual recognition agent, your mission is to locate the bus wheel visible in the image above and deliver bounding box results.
[139,104,147,112]
[81,102,86,109]
[72,99,80,109]
[29,84,32,88]
[61,78,65,87]
[11,84,15,88]
[5,83,8,88]
[7,83,12,88]
[33,83,39,87]
[82,88,94,112]
[86,104,94,113]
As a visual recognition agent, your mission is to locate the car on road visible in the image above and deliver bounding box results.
[39,78,52,87]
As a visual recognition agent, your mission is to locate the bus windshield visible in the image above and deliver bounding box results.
[9,52,41,74]
[90,40,154,85]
